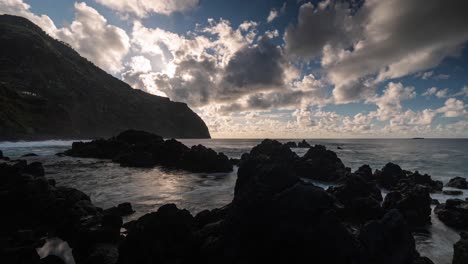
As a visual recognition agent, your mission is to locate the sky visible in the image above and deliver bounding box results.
[1,0,468,138]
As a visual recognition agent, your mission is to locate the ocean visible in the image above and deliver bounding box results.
[1,138,467,264]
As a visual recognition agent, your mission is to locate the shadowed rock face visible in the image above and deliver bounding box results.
[0,15,210,140]
[65,130,233,173]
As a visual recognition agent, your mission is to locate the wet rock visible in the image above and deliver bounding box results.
[447,177,468,190]
[453,232,468,264]
[377,163,405,189]
[21,153,38,157]
[0,149,3,159]
[39,255,65,264]
[382,185,432,227]
[375,163,442,192]
[297,139,311,148]
[114,151,156,168]
[411,256,434,264]
[284,141,297,148]
[431,199,440,205]
[118,204,197,264]
[358,209,416,264]
[24,161,45,177]
[104,202,135,217]
[328,175,383,223]
[296,144,347,182]
[229,158,240,166]
[181,145,232,173]
[443,190,463,196]
[354,164,374,181]
[65,130,232,173]
[434,199,468,229]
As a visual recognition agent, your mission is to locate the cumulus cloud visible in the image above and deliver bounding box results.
[285,0,468,103]
[94,0,199,17]
[267,9,278,23]
[0,0,57,35]
[453,86,468,97]
[369,82,416,121]
[437,98,467,118]
[56,3,130,73]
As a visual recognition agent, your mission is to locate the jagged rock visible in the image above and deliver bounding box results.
[434,199,468,229]
[354,164,374,181]
[375,163,442,192]
[0,150,3,159]
[24,161,45,177]
[382,185,432,227]
[118,204,197,264]
[328,175,383,223]
[297,139,311,148]
[447,177,468,189]
[181,145,232,173]
[104,202,135,217]
[66,130,233,173]
[284,141,297,148]
[453,232,468,264]
[358,209,416,264]
[296,144,347,182]
[443,190,463,196]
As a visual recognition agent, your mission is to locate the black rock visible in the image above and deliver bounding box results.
[377,163,405,189]
[447,177,468,189]
[24,161,45,177]
[0,149,3,159]
[118,204,197,264]
[354,164,374,181]
[21,153,38,157]
[297,139,311,148]
[443,190,463,196]
[296,144,347,182]
[453,232,468,264]
[104,202,135,217]
[434,199,468,229]
[358,209,416,264]
[382,185,432,227]
[328,175,383,223]
[39,255,65,264]
[284,141,297,148]
[181,145,232,173]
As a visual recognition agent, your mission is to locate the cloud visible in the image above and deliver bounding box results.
[55,3,130,73]
[437,98,467,117]
[422,87,438,97]
[94,0,199,17]
[267,9,278,23]
[285,0,468,103]
[453,86,468,97]
[368,82,416,121]
[1,1,130,74]
[421,71,434,80]
[284,1,357,60]
[0,0,57,35]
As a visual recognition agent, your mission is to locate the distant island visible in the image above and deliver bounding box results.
[0,15,210,140]
[412,137,425,139]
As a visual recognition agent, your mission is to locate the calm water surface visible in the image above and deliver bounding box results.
[1,138,467,264]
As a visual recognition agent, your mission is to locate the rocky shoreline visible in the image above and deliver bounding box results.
[1,133,467,264]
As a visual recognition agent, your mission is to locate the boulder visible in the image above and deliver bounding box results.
[118,204,197,264]
[358,209,416,264]
[295,144,347,182]
[21,153,38,157]
[447,177,468,189]
[284,141,297,148]
[382,185,432,227]
[24,161,45,177]
[65,130,232,173]
[0,149,3,159]
[181,145,232,173]
[114,151,156,168]
[434,199,468,229]
[328,175,383,223]
[297,139,311,148]
[354,164,374,182]
[443,190,463,196]
[104,202,135,217]
[453,232,468,264]
[377,163,405,189]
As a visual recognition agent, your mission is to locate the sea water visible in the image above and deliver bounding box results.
[1,138,467,264]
